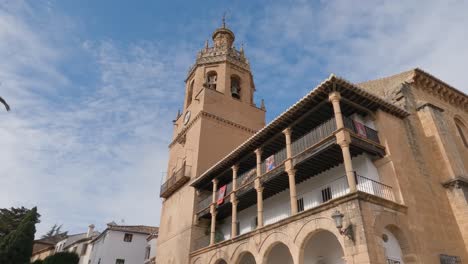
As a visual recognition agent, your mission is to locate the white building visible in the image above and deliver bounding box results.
[144,233,158,264]
[56,224,100,264]
[89,223,158,264]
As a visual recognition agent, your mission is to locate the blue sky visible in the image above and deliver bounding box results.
[1,0,467,237]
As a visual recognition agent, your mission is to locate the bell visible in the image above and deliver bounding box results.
[231,90,240,99]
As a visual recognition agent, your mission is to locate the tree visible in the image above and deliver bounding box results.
[0,207,40,239]
[43,252,79,264]
[0,207,39,264]
[0,96,10,111]
[42,224,64,239]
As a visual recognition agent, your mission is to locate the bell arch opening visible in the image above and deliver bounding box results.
[230,75,241,99]
[206,71,218,91]
[301,230,345,264]
[263,242,293,264]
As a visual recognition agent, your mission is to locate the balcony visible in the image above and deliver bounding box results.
[192,172,395,251]
[196,116,385,219]
[160,165,191,198]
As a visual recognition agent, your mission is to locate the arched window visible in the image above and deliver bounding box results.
[455,117,468,147]
[186,80,194,107]
[231,75,241,99]
[206,71,217,90]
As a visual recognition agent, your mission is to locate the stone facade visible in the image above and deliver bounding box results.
[157,22,468,264]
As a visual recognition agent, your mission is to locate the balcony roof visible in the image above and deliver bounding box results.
[191,74,409,189]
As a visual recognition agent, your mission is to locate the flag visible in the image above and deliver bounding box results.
[266,155,275,172]
[217,185,227,205]
[353,120,367,138]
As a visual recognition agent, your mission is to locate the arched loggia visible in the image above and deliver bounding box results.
[301,230,345,264]
[236,251,256,264]
[263,242,294,264]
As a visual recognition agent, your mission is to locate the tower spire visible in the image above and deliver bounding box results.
[222,12,226,28]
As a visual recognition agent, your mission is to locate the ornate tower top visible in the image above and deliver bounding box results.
[212,16,235,49]
[186,18,249,81]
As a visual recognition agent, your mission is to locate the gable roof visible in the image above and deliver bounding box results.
[191,73,409,188]
[358,68,468,111]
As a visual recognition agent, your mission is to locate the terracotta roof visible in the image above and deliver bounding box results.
[191,74,409,188]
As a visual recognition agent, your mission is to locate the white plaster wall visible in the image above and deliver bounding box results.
[382,228,404,263]
[147,237,157,260]
[218,154,380,235]
[89,231,147,264]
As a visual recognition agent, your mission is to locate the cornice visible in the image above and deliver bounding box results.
[411,69,468,112]
[168,111,258,148]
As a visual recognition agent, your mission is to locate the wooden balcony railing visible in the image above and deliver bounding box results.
[343,116,380,143]
[195,117,384,216]
[196,195,212,213]
[160,165,191,198]
[291,118,337,156]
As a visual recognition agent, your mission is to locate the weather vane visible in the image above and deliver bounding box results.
[222,11,227,28]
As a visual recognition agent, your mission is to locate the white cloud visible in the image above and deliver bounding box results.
[241,0,468,94]
[0,1,192,236]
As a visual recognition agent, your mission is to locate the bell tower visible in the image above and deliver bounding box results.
[156,21,266,264]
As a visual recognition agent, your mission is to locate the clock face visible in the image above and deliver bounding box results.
[184,111,191,125]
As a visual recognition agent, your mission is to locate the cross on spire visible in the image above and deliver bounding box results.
[222,12,226,28]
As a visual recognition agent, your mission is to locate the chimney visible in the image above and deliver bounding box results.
[87,224,95,238]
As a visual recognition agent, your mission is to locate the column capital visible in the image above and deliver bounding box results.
[256,186,264,193]
[338,140,350,148]
[212,178,218,185]
[254,148,262,157]
[232,164,239,173]
[286,169,296,176]
[231,197,238,206]
[282,127,292,137]
[328,91,341,102]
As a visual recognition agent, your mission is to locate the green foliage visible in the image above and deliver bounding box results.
[42,224,63,239]
[31,260,43,264]
[0,207,39,264]
[43,252,79,264]
[0,207,40,239]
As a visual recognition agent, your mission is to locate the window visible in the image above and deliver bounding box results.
[205,71,217,90]
[145,246,151,259]
[186,80,194,107]
[98,258,101,264]
[81,244,87,256]
[321,187,332,202]
[297,197,304,212]
[455,118,468,148]
[116,259,125,264]
[235,221,240,236]
[230,75,241,99]
[123,233,133,242]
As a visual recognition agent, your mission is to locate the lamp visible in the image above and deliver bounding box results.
[331,210,354,242]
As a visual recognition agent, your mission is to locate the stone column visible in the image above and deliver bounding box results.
[210,179,218,245]
[254,148,264,228]
[283,127,298,215]
[231,165,239,237]
[338,137,357,193]
[329,91,344,129]
[330,91,357,192]
[231,196,238,237]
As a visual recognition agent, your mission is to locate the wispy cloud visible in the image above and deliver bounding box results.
[1,0,467,237]
[0,1,192,235]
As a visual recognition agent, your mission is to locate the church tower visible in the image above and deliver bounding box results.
[156,21,266,264]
